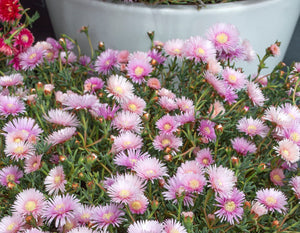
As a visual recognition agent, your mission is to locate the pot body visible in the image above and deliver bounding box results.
[45,0,300,74]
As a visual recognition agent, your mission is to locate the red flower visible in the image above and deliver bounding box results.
[0,0,21,23]
[14,28,34,49]
[0,38,13,56]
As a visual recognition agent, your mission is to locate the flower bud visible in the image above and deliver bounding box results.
[7,182,15,189]
[164,154,172,162]
[272,220,279,227]
[164,147,172,154]
[208,214,215,222]
[151,199,159,210]
[98,41,105,50]
[59,155,66,162]
[151,59,157,66]
[215,124,223,133]
[78,172,84,178]
[72,183,79,190]
[158,178,165,187]
[231,156,239,166]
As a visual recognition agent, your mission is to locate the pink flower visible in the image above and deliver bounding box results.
[147,78,161,90]
[107,173,145,204]
[215,188,245,225]
[134,157,168,181]
[263,106,290,128]
[208,101,225,119]
[0,73,23,87]
[180,173,207,194]
[164,39,184,57]
[106,75,134,102]
[237,116,269,138]
[128,220,163,233]
[76,204,95,225]
[0,165,23,187]
[195,148,214,167]
[0,214,24,233]
[62,93,99,110]
[158,96,178,111]
[222,67,246,90]
[176,96,194,112]
[113,132,143,153]
[44,109,79,127]
[91,203,125,231]
[153,133,182,152]
[281,102,300,121]
[0,95,25,116]
[231,137,257,156]
[198,120,216,142]
[205,72,227,96]
[274,139,300,164]
[121,95,146,115]
[127,56,153,84]
[84,77,104,93]
[95,49,118,74]
[43,194,80,228]
[12,188,45,218]
[112,111,142,133]
[206,165,236,196]
[68,227,94,233]
[269,43,280,56]
[270,168,285,186]
[128,194,149,214]
[290,176,300,199]
[46,127,76,146]
[246,81,267,107]
[177,160,203,175]
[148,49,166,64]
[241,39,256,62]
[24,154,43,173]
[163,219,187,233]
[19,46,45,70]
[158,88,176,99]
[251,201,268,217]
[91,103,119,120]
[175,110,195,125]
[183,36,216,63]
[256,188,287,213]
[114,149,150,169]
[207,58,222,74]
[156,114,179,134]
[45,165,67,195]
[4,141,35,161]
[117,50,130,63]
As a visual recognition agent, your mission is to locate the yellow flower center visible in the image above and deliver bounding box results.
[54,175,61,184]
[164,123,171,130]
[119,189,130,198]
[128,103,137,112]
[146,169,156,175]
[131,201,142,210]
[103,212,113,221]
[189,179,200,189]
[14,146,24,154]
[21,34,29,43]
[216,33,228,44]
[105,60,111,65]
[204,127,211,135]
[123,141,131,147]
[282,149,290,157]
[162,139,170,146]
[196,47,205,56]
[7,103,14,109]
[202,158,209,165]
[14,138,22,143]
[170,229,180,233]
[114,86,123,94]
[130,158,137,165]
[273,174,282,182]
[224,201,236,212]
[173,48,181,54]
[266,196,276,205]
[290,132,300,143]
[29,53,37,60]
[6,223,15,231]
[81,213,91,220]
[55,203,65,214]
[6,174,15,183]
[33,162,38,168]
[25,200,36,212]
[247,125,257,134]
[228,74,237,83]
[135,66,144,77]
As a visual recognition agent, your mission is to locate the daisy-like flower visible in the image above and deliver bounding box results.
[158,96,178,112]
[62,93,99,110]
[183,36,216,63]
[215,188,245,225]
[197,119,216,142]
[0,214,24,233]
[246,81,267,107]
[156,114,179,135]
[251,201,268,217]
[91,103,119,120]
[114,149,150,169]
[0,0,21,22]
[163,219,187,233]
[237,116,269,138]
[0,165,23,187]
[44,109,79,127]
[176,96,194,112]
[175,110,195,125]
[241,39,256,62]
[222,67,246,90]
[153,133,182,152]
[12,188,45,218]
[113,132,143,153]
[43,194,80,228]
[0,73,23,87]
[180,173,207,194]
[290,176,300,199]
[206,165,236,196]
[91,203,124,231]
[231,137,257,156]
[158,88,176,99]
[274,139,300,164]
[19,46,45,70]
[270,168,285,186]
[4,141,35,161]
[281,102,300,121]
[208,101,225,119]
[127,57,153,84]
[128,194,149,214]
[134,157,168,182]
[95,49,118,74]
[112,111,142,133]
[128,220,163,233]
[46,127,76,146]
[121,96,146,115]
[60,51,77,64]
[107,173,145,204]
[148,49,166,65]
[163,175,195,206]
[195,148,214,167]
[76,204,95,226]
[0,95,25,116]
[84,77,104,93]
[177,160,203,175]
[44,165,67,195]
[206,23,240,52]
[147,78,161,90]
[14,28,34,49]
[68,227,94,233]
[24,154,43,173]
[263,106,290,128]
[106,75,134,102]
[164,39,185,57]
[205,72,227,96]
[256,188,287,213]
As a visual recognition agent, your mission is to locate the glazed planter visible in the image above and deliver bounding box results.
[45,0,300,74]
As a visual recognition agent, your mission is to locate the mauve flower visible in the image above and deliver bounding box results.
[106,75,134,102]
[215,188,245,225]
[195,148,214,167]
[222,67,246,90]
[44,165,67,195]
[148,49,166,64]
[237,116,269,138]
[0,165,23,187]
[24,154,43,173]
[256,188,287,213]
[231,137,257,156]
[156,114,179,135]
[84,77,104,93]
[128,194,149,214]
[175,110,195,125]
[19,46,45,70]
[164,39,185,57]
[113,132,143,153]
[0,95,26,116]
[95,49,118,74]
[198,119,216,142]
[128,220,163,233]
[44,109,79,127]
[62,93,99,110]
[270,168,285,186]
[0,73,23,87]
[121,95,146,115]
[153,133,182,152]
[274,139,300,164]
[290,176,300,199]
[46,127,76,146]
[246,81,267,107]
[114,149,150,169]
[127,56,153,84]
[0,214,24,233]
[91,103,119,120]
[60,51,77,64]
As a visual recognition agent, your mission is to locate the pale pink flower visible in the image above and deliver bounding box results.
[156,114,179,134]
[195,148,214,167]
[176,96,194,112]
[95,49,118,74]
[263,106,290,128]
[163,219,187,233]
[76,204,95,225]
[164,39,184,57]
[19,46,45,70]
[158,96,178,111]
[256,188,287,213]
[46,127,76,146]
[0,73,23,87]
[241,39,256,62]
[208,101,225,118]
[4,141,35,161]
[114,149,150,169]
[270,168,285,186]
[231,137,257,156]
[158,88,176,99]
[0,214,24,233]
[0,95,25,116]
[113,132,143,153]
[177,160,203,175]
[237,116,269,138]
[0,165,23,187]
[24,154,43,173]
[112,111,142,133]
[12,188,45,218]
[44,109,79,127]
[128,194,149,214]
[106,75,134,102]
[246,81,267,107]
[134,157,168,181]
[175,110,195,125]
[205,72,227,96]
[274,139,300,164]
[117,50,130,63]
[60,51,77,64]
[207,58,222,74]
[128,220,163,233]
[251,201,268,217]
[45,165,67,195]
[222,67,246,90]
[281,102,300,121]
[180,173,207,194]
[62,93,99,110]
[290,176,300,199]
[153,133,182,152]
[147,78,161,90]
[121,95,146,115]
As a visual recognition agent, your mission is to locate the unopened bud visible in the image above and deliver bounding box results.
[164,147,172,154]
[59,155,66,162]
[231,156,239,166]
[164,154,172,162]
[158,178,165,187]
